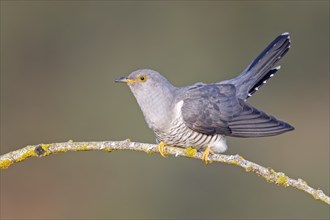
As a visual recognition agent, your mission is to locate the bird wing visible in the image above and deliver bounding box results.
[180,84,241,136]
[180,84,294,137]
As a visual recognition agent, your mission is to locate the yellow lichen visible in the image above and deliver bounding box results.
[40,144,51,156]
[186,147,197,157]
[56,148,69,153]
[41,144,50,151]
[16,148,37,162]
[0,159,13,169]
[104,148,113,152]
[266,178,273,183]
[270,168,276,174]
[245,167,253,172]
[232,160,239,165]
[41,151,51,156]
[76,144,88,151]
[275,172,288,186]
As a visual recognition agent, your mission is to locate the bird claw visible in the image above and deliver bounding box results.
[157,141,168,158]
[201,146,214,165]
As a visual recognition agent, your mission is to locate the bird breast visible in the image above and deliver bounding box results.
[133,86,174,131]
[154,101,228,153]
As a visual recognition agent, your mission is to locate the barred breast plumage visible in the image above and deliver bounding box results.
[154,101,228,154]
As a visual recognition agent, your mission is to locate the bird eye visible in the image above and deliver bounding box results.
[138,75,147,82]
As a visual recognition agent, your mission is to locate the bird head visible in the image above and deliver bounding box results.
[115,69,176,98]
[115,69,177,130]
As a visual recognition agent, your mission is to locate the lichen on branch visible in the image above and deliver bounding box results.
[0,140,329,205]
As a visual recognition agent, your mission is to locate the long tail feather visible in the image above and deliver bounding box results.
[227,32,291,100]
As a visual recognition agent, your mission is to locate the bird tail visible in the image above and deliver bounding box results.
[228,100,294,137]
[228,32,291,100]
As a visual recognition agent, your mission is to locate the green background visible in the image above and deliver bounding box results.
[1,1,329,219]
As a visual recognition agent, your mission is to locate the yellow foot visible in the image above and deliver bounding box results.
[157,141,168,158]
[201,146,214,165]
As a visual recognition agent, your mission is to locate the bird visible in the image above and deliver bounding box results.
[115,32,294,164]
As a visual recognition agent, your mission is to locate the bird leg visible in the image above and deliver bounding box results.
[157,141,168,158]
[201,146,214,164]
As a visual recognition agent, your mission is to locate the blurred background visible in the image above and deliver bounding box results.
[1,1,329,219]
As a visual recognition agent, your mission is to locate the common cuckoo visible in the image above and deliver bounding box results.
[115,32,294,163]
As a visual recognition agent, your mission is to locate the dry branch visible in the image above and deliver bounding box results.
[0,140,329,205]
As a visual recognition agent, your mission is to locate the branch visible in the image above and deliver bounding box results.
[0,140,329,205]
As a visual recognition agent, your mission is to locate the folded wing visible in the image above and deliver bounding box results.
[180,84,294,137]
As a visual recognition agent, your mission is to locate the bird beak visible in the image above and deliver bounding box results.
[115,76,136,84]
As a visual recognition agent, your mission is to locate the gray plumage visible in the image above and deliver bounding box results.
[115,32,294,154]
